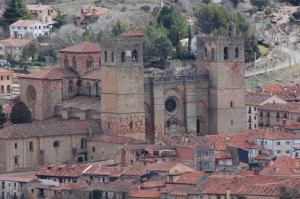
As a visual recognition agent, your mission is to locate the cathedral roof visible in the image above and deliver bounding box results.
[59,41,100,53]
[19,66,79,80]
[0,120,101,139]
[121,30,144,37]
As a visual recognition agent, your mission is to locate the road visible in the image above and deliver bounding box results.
[245,47,300,77]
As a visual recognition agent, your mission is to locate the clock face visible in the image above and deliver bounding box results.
[171,124,178,132]
[26,85,36,106]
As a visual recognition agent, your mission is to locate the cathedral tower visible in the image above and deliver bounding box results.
[100,30,146,141]
[197,22,246,134]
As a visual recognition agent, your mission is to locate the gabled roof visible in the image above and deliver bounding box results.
[59,41,100,53]
[0,171,37,183]
[245,92,275,106]
[174,171,205,185]
[84,165,127,177]
[27,4,56,11]
[0,38,31,47]
[121,30,144,37]
[0,120,101,139]
[85,180,136,192]
[258,103,300,113]
[146,162,193,172]
[258,84,300,101]
[10,20,40,27]
[36,164,92,177]
[129,190,161,198]
[260,156,300,176]
[19,66,79,80]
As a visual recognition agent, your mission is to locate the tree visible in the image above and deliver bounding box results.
[26,40,38,62]
[10,101,32,124]
[111,20,129,37]
[52,9,67,31]
[0,105,7,128]
[203,0,211,4]
[153,35,173,63]
[293,7,300,20]
[92,189,102,199]
[1,0,33,29]
[244,33,261,62]
[230,0,240,8]
[279,186,295,199]
[250,0,270,11]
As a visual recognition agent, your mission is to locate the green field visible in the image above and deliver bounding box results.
[258,43,269,56]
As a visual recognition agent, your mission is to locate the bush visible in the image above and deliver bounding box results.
[121,6,127,12]
[140,5,151,13]
[293,8,300,20]
[10,101,32,124]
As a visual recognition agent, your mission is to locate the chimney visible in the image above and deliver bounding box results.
[283,118,287,125]
[88,4,92,13]
[269,160,274,166]
[226,188,231,199]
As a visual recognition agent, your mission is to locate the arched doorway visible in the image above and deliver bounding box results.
[77,156,83,163]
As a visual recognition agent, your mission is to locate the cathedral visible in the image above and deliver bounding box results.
[19,23,246,144]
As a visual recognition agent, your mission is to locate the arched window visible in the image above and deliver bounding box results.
[87,56,93,68]
[121,52,125,62]
[229,25,233,36]
[68,80,74,93]
[235,47,239,58]
[7,85,10,93]
[224,47,228,60]
[64,56,68,68]
[104,51,107,62]
[211,48,214,60]
[130,121,133,129]
[230,101,233,107]
[204,47,207,57]
[99,59,101,67]
[81,138,85,149]
[111,52,114,62]
[72,56,76,69]
[132,50,138,62]
[1,85,4,94]
[29,141,33,151]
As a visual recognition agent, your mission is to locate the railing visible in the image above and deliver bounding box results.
[144,74,209,84]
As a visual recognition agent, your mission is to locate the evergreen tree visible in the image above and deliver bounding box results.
[111,20,129,37]
[10,101,32,124]
[250,0,270,11]
[52,9,67,31]
[0,105,7,128]
[1,0,33,29]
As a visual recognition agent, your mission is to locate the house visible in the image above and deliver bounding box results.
[245,92,286,129]
[258,84,300,102]
[75,4,110,25]
[146,162,194,176]
[0,38,31,62]
[10,20,50,39]
[170,171,207,185]
[260,156,300,177]
[128,189,161,199]
[83,165,127,183]
[0,68,13,96]
[0,171,37,199]
[27,4,58,24]
[179,37,196,56]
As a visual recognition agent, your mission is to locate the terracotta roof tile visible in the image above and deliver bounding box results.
[81,69,101,80]
[174,171,205,184]
[161,184,199,196]
[146,162,193,172]
[129,190,161,198]
[121,30,144,37]
[19,66,79,80]
[89,134,144,144]
[142,181,166,188]
[258,84,300,101]
[0,68,13,73]
[85,180,136,192]
[36,164,92,177]
[0,120,102,139]
[245,92,274,105]
[122,167,147,176]
[258,103,300,112]
[50,181,88,191]
[0,171,37,183]
[84,165,127,177]
[11,20,40,27]
[160,136,212,150]
[0,38,31,47]
[59,41,100,53]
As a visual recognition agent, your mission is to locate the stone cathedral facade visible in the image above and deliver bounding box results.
[19,24,246,144]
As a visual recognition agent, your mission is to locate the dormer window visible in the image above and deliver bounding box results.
[272,167,276,172]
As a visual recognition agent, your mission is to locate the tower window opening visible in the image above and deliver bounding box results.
[132,50,138,62]
[204,47,207,58]
[211,48,214,60]
[235,47,239,58]
[111,52,114,62]
[104,51,107,62]
[224,47,228,60]
[130,121,133,129]
[230,101,233,107]
[121,52,125,62]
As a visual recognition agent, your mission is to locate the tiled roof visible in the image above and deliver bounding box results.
[27,4,55,11]
[146,162,192,172]
[121,30,144,37]
[0,171,37,182]
[122,167,147,176]
[142,181,166,188]
[240,129,298,140]
[50,181,88,191]
[81,69,101,80]
[36,164,92,177]
[0,68,13,73]
[89,134,145,144]
[258,84,300,101]
[160,136,212,150]
[81,5,110,16]
[19,66,79,80]
[56,96,101,111]
[129,190,161,198]
[202,183,244,195]
[161,184,199,196]
[174,171,205,184]
[258,103,300,112]
[0,120,101,139]
[245,92,274,105]
[85,180,136,192]
[254,154,275,160]
[11,20,40,27]
[59,41,100,53]
[84,165,127,177]
[0,38,31,47]
[260,156,300,176]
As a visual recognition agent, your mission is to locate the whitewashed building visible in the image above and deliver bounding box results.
[10,20,50,39]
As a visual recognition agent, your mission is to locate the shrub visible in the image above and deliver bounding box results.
[140,5,151,13]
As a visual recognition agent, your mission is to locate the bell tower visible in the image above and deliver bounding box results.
[197,22,246,134]
[100,30,146,141]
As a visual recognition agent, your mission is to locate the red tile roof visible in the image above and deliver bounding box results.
[129,190,161,198]
[258,102,300,112]
[81,69,101,80]
[85,180,136,192]
[0,68,13,73]
[11,20,40,27]
[121,30,144,37]
[160,136,212,150]
[36,164,92,177]
[0,171,37,183]
[84,165,127,177]
[174,171,205,184]
[258,84,300,101]
[142,181,166,188]
[202,183,244,195]
[245,92,274,105]
[122,167,147,177]
[0,38,31,47]
[260,156,300,177]
[89,134,145,144]
[146,162,193,172]
[161,184,199,196]
[50,181,88,191]
[19,66,79,80]
[0,120,101,139]
[59,41,100,53]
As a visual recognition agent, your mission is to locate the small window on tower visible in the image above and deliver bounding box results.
[130,121,133,129]
[204,47,207,57]
[132,50,138,62]
[111,52,114,62]
[224,47,229,60]
[230,101,233,107]
[104,51,107,62]
[121,52,125,62]
[211,48,214,60]
[235,47,239,58]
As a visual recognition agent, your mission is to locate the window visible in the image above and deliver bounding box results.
[153,151,159,156]
[121,52,125,62]
[81,138,86,149]
[248,107,251,113]
[72,56,76,69]
[39,26,41,29]
[111,52,114,62]
[260,140,263,145]
[230,101,233,107]
[104,51,107,62]
[254,116,256,120]
[235,47,239,58]
[209,151,214,156]
[15,143,17,148]
[286,141,290,145]
[277,142,280,145]
[1,86,4,94]
[204,47,207,57]
[276,112,280,118]
[87,56,93,68]
[130,160,133,165]
[64,56,68,67]
[277,150,281,154]
[267,112,270,117]
[224,47,228,59]
[38,189,44,197]
[92,147,95,152]
[105,192,108,199]
[68,80,74,93]
[231,120,233,125]
[260,111,263,116]
[265,141,267,145]
[132,50,138,62]
[29,141,33,151]
[254,107,257,111]
[14,156,18,165]
[53,140,59,148]
[211,48,214,60]
[286,150,290,154]
[1,76,3,80]
[130,121,133,129]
